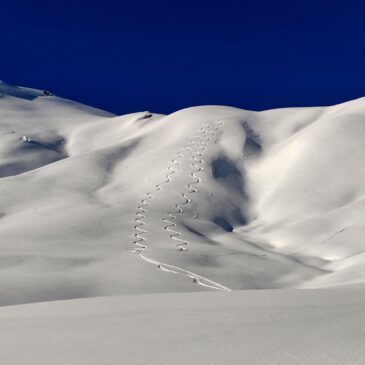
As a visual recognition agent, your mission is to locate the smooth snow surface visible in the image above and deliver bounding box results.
[1,81,365,305]
[2,81,365,364]
[1,288,364,365]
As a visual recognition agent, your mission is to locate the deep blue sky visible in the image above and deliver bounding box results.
[1,0,365,115]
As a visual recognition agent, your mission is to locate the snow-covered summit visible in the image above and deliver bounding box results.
[0,79,48,100]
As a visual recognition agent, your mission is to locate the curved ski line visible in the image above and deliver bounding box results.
[164,121,223,253]
[139,253,231,291]
[132,144,197,253]
[132,120,230,291]
[133,130,205,254]
[162,125,213,251]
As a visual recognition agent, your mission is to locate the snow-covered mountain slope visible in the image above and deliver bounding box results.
[1,288,365,365]
[1,80,365,305]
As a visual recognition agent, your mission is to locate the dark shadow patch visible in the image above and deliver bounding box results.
[213,217,233,232]
[232,207,248,226]
[211,155,245,196]
[181,222,219,246]
[213,207,247,232]
[136,112,153,121]
[30,137,66,154]
[182,224,205,237]
[0,137,68,178]
[243,137,262,156]
[241,121,262,158]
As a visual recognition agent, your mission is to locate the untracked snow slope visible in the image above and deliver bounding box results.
[1,80,365,305]
[1,288,364,365]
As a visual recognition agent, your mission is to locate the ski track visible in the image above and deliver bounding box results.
[163,122,223,252]
[131,120,231,292]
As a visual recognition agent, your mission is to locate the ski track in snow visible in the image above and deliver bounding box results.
[131,120,231,291]
[163,121,223,252]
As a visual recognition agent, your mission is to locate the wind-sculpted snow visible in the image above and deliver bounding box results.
[1,81,365,305]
